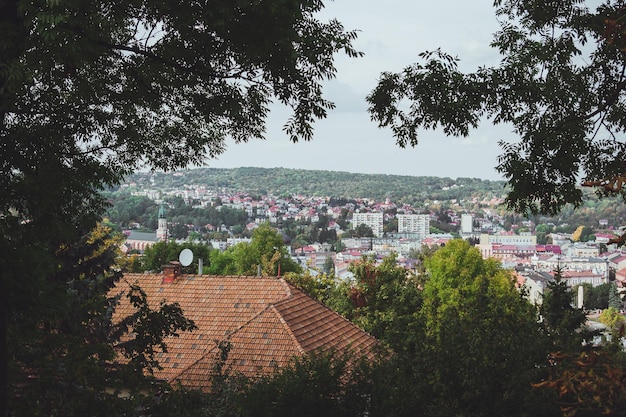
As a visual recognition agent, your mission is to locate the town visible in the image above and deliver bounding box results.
[110,168,626,309]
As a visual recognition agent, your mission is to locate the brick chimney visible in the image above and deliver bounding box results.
[162,261,182,283]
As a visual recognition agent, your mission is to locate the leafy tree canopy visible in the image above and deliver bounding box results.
[1,1,359,414]
[367,0,626,216]
[207,223,302,276]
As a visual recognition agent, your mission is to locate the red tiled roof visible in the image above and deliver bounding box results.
[111,273,376,390]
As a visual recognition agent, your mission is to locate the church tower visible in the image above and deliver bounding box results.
[156,203,168,241]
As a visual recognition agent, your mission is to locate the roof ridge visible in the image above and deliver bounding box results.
[272,283,377,347]
[270,304,306,355]
[277,277,294,298]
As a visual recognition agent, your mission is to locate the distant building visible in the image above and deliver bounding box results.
[568,243,600,258]
[479,233,537,246]
[123,203,168,252]
[352,212,383,237]
[124,231,158,252]
[477,243,561,262]
[397,214,429,239]
[514,266,552,306]
[461,214,473,235]
[156,203,168,241]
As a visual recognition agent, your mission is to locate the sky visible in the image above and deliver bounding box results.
[205,1,510,181]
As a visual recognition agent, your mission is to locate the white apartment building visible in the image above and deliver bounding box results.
[461,214,473,235]
[352,212,384,237]
[396,214,430,240]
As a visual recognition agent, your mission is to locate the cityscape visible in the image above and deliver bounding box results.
[114,168,626,307]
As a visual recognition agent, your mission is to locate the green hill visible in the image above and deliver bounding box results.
[122,167,509,204]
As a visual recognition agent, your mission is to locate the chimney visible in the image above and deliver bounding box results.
[162,261,182,283]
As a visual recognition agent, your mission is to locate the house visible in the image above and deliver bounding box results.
[111,265,377,391]
[514,266,552,305]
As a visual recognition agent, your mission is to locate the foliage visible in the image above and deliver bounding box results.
[539,267,593,353]
[207,223,301,276]
[575,282,610,310]
[140,240,211,274]
[572,226,585,242]
[599,306,626,335]
[148,341,247,417]
[2,0,359,413]
[113,168,626,236]
[608,281,623,309]
[112,285,197,374]
[123,167,508,202]
[330,254,423,356]
[327,243,556,417]
[353,222,374,238]
[6,224,197,416]
[419,239,553,417]
[533,350,626,417]
[237,351,372,417]
[367,0,626,216]
[283,271,337,305]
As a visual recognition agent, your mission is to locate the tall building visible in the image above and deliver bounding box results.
[352,212,383,237]
[461,214,473,235]
[156,203,168,241]
[397,214,430,240]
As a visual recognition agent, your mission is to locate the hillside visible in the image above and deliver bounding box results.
[122,167,509,204]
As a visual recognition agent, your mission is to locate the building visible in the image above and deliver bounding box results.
[476,243,561,262]
[111,266,377,391]
[156,203,168,241]
[461,214,473,235]
[557,270,606,287]
[122,203,168,252]
[514,266,552,306]
[396,214,429,239]
[479,233,537,246]
[351,212,383,237]
[568,243,600,258]
[123,231,158,252]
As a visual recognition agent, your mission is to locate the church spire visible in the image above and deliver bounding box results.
[157,203,168,241]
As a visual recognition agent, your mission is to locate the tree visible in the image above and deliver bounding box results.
[367,1,626,216]
[576,282,610,310]
[539,267,593,353]
[329,243,555,417]
[2,2,359,413]
[141,241,211,274]
[533,350,626,417]
[6,223,196,416]
[419,239,554,417]
[329,254,423,355]
[238,351,372,417]
[207,223,301,276]
[354,223,374,238]
[609,281,623,309]
[599,306,626,335]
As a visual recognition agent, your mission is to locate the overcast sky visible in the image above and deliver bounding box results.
[206,1,510,181]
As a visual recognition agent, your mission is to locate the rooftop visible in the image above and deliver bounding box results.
[111,272,377,390]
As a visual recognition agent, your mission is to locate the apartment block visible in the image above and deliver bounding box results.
[396,214,430,239]
[352,212,384,237]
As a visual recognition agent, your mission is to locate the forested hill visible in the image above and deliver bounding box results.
[122,167,508,202]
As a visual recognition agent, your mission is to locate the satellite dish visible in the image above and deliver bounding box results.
[179,248,193,267]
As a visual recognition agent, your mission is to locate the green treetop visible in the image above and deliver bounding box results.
[367,1,626,216]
